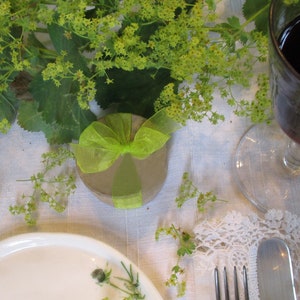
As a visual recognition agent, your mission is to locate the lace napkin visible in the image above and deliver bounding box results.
[193,210,300,299]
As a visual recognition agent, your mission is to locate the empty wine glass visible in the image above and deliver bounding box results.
[234,0,300,215]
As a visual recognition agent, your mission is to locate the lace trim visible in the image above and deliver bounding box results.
[193,210,300,299]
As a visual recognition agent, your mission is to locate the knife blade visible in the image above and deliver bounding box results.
[257,238,296,300]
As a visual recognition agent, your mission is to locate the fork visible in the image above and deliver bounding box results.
[214,266,249,300]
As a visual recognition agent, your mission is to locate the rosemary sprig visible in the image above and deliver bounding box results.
[91,262,145,300]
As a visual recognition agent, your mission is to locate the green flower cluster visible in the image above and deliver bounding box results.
[0,0,271,143]
[0,118,10,134]
[9,147,76,225]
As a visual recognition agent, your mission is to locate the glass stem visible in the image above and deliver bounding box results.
[283,139,300,174]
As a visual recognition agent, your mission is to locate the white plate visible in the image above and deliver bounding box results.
[0,233,162,300]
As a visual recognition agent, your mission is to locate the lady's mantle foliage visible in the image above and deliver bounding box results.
[0,0,272,143]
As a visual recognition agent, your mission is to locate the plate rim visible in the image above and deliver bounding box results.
[0,232,163,299]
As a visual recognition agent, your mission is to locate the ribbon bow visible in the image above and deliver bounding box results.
[72,109,180,208]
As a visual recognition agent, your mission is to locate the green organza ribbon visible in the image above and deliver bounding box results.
[72,109,180,208]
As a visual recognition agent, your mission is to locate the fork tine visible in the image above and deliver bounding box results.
[243,266,249,300]
[214,266,249,300]
[223,267,230,300]
[214,267,221,300]
[234,266,240,300]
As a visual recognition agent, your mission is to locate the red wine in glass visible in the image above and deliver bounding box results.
[274,16,300,144]
[234,1,300,216]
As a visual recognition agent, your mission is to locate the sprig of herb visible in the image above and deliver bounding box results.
[156,224,196,257]
[155,225,196,297]
[155,172,223,297]
[9,146,76,225]
[91,262,145,300]
[176,172,224,212]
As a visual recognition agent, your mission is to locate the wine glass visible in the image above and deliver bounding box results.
[234,0,300,215]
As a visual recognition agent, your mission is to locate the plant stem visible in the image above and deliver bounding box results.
[242,4,270,28]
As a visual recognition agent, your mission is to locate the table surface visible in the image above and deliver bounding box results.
[0,101,254,298]
[0,1,298,299]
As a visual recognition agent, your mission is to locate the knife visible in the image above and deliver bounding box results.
[257,238,297,300]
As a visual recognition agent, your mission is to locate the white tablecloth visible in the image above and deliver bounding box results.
[0,91,256,300]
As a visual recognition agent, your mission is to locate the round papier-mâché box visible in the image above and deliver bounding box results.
[77,114,168,208]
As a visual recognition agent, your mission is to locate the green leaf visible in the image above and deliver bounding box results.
[95,68,173,118]
[25,33,51,70]
[17,100,62,141]
[218,17,250,50]
[0,89,18,124]
[31,74,96,128]
[22,75,96,143]
[227,16,241,29]
[18,104,77,145]
[18,101,69,144]
[242,0,270,34]
[47,22,90,74]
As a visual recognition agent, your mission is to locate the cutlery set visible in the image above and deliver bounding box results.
[214,238,297,300]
